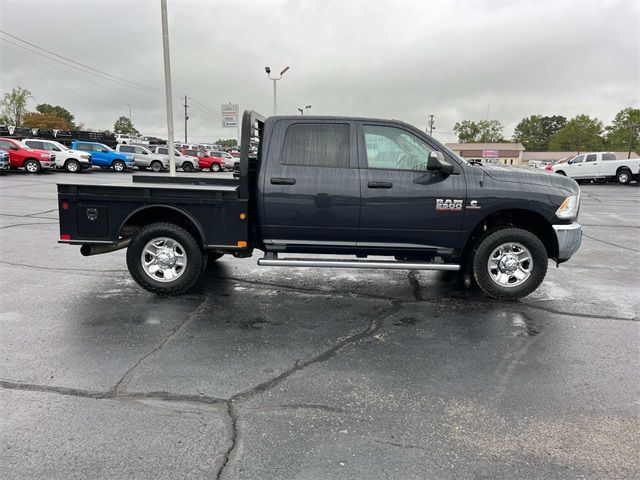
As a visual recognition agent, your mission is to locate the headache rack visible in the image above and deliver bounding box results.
[237,110,265,200]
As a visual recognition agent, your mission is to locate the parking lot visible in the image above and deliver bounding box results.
[0,170,638,479]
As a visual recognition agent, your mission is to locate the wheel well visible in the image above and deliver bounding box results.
[119,206,205,246]
[616,166,631,174]
[461,209,559,261]
[556,170,565,175]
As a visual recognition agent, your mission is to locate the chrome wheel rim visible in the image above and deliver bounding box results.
[151,162,162,172]
[141,237,188,282]
[68,162,78,172]
[487,242,533,288]
[114,162,124,171]
[619,172,629,182]
[26,161,38,173]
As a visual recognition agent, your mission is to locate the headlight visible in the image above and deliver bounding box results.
[555,194,579,220]
[81,154,90,159]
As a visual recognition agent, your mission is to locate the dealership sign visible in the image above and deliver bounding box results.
[221,103,239,128]
[482,150,499,158]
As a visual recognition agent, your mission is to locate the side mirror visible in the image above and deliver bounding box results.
[427,151,454,174]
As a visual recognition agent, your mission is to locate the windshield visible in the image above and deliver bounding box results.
[55,142,69,151]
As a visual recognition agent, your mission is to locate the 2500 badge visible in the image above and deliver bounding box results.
[435,198,463,212]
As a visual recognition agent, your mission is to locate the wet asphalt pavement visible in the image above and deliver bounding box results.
[0,171,638,479]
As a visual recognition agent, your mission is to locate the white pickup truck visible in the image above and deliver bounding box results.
[22,138,92,173]
[552,152,640,184]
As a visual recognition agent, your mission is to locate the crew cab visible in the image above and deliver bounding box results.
[0,148,10,173]
[0,137,55,173]
[148,146,200,172]
[57,111,582,300]
[552,152,640,184]
[182,148,225,172]
[115,144,168,172]
[72,141,134,172]
[23,138,92,173]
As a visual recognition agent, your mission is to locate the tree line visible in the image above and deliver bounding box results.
[454,108,639,153]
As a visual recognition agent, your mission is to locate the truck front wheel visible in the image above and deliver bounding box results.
[126,222,203,295]
[472,228,548,300]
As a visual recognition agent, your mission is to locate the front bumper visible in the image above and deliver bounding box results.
[553,222,582,262]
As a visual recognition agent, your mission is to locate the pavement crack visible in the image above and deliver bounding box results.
[373,439,429,451]
[582,233,640,253]
[215,400,238,480]
[110,295,211,396]
[0,380,106,399]
[407,270,423,301]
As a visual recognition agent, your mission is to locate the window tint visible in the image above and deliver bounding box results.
[119,145,134,153]
[186,149,199,156]
[134,147,147,154]
[363,125,434,170]
[602,153,617,161]
[571,155,584,164]
[158,148,168,155]
[585,154,597,162]
[76,143,92,151]
[281,123,350,168]
[25,140,43,150]
[0,140,15,149]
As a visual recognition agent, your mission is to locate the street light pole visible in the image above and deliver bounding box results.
[265,66,289,115]
[298,105,312,116]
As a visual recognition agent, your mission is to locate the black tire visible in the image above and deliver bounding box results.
[617,169,632,185]
[211,163,221,172]
[24,159,41,174]
[112,160,126,172]
[182,162,194,172]
[472,228,548,300]
[150,161,163,172]
[126,222,203,295]
[65,159,81,173]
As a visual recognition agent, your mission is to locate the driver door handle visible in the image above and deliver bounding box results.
[368,181,393,189]
[271,177,296,185]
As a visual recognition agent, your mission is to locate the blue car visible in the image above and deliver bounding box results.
[71,141,134,172]
[0,148,10,174]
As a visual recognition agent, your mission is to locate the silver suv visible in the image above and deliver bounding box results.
[116,144,167,172]
[148,145,200,172]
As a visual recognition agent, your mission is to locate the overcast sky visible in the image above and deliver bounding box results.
[1,0,638,144]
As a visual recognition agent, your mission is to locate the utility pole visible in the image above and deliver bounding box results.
[427,114,435,135]
[160,0,176,176]
[183,95,189,143]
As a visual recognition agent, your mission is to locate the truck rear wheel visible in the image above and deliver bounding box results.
[126,222,203,295]
[472,228,548,300]
[617,169,631,184]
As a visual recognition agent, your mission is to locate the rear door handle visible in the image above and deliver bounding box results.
[367,181,393,189]
[271,177,296,185]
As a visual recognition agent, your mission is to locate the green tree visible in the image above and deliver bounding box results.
[22,112,72,130]
[548,115,603,152]
[215,138,238,148]
[35,104,76,129]
[1,86,32,126]
[113,116,140,135]
[453,120,480,142]
[605,107,640,157]
[454,119,504,142]
[513,115,566,151]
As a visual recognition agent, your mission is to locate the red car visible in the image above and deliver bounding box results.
[0,137,56,173]
[182,148,225,172]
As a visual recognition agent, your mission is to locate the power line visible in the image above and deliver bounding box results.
[0,30,164,95]
[188,96,221,118]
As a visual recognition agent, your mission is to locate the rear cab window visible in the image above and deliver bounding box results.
[281,123,350,168]
[602,153,617,161]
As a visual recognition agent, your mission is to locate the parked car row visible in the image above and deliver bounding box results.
[0,137,236,174]
[546,152,640,184]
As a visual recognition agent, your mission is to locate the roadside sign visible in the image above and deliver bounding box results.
[221,104,239,128]
[482,150,499,158]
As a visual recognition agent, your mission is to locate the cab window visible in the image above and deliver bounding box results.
[571,155,584,164]
[25,140,44,150]
[119,145,135,153]
[585,154,597,162]
[281,123,350,168]
[363,125,434,171]
[76,143,92,152]
[602,153,617,161]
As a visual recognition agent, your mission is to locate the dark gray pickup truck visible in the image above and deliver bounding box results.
[57,111,582,299]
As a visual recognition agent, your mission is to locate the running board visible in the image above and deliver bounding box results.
[257,257,460,271]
